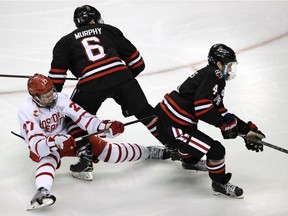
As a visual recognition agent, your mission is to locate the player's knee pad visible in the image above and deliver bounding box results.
[206,141,225,160]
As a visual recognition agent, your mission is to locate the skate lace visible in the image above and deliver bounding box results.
[38,187,49,196]
[148,147,164,159]
[31,187,50,204]
[225,183,237,196]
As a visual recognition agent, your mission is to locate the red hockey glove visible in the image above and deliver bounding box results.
[219,113,238,139]
[243,121,265,152]
[97,120,125,138]
[47,134,76,152]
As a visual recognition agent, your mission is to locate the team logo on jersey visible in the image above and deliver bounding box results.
[33,110,39,117]
[215,69,224,79]
[39,112,63,133]
[213,94,222,106]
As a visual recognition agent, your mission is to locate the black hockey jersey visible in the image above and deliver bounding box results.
[156,65,229,129]
[48,24,145,92]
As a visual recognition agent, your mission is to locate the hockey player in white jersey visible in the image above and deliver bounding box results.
[18,73,169,210]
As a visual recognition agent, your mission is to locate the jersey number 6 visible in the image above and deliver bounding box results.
[81,36,106,62]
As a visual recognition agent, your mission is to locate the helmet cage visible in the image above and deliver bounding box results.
[33,87,58,109]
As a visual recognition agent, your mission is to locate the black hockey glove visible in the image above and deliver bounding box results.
[243,121,265,152]
[219,113,238,139]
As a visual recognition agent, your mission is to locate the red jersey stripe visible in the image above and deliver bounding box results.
[77,66,127,85]
[165,94,197,120]
[50,68,67,73]
[160,102,192,126]
[82,57,122,73]
[125,50,139,63]
[194,99,212,105]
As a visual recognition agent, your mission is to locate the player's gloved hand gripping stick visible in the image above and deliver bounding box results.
[11,115,156,143]
[75,116,155,142]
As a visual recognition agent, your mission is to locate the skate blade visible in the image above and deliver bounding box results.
[27,197,56,211]
[182,165,208,172]
[213,192,244,199]
[182,168,208,172]
[72,171,93,181]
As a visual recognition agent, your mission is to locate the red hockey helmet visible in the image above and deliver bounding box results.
[27,73,58,108]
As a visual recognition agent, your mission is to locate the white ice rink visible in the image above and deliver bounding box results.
[1,1,288,215]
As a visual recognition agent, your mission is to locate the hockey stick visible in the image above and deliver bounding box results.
[240,135,288,154]
[0,74,77,81]
[11,115,156,143]
[11,131,25,140]
[74,115,156,142]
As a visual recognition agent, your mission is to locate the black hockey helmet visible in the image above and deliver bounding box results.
[73,5,102,28]
[208,43,237,66]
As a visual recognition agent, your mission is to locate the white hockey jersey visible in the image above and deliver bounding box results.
[18,93,102,158]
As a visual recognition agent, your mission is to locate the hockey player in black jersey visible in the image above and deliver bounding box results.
[155,43,266,198]
[48,5,169,176]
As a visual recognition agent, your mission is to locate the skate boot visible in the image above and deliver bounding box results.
[28,187,56,210]
[70,144,93,181]
[147,146,171,159]
[211,173,244,198]
[182,159,208,171]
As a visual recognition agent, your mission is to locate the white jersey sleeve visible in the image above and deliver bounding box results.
[57,93,102,134]
[18,93,103,158]
[18,98,51,158]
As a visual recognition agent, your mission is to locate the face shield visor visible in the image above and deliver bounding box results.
[223,61,238,81]
[34,87,58,109]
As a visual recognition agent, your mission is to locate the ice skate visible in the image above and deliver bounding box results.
[182,159,208,171]
[212,181,244,198]
[147,146,171,159]
[27,187,56,210]
[70,144,93,181]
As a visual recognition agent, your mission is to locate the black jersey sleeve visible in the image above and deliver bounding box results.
[109,26,145,77]
[48,37,72,92]
[192,68,225,127]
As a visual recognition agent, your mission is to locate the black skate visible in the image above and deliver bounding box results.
[70,144,93,181]
[27,187,56,210]
[182,159,208,171]
[212,181,244,198]
[147,146,171,159]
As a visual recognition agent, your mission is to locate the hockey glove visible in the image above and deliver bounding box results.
[97,120,125,138]
[47,134,76,152]
[243,121,265,152]
[219,113,238,139]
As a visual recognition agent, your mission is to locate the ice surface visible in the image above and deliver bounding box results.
[1,1,288,215]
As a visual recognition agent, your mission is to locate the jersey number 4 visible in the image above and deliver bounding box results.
[81,36,106,62]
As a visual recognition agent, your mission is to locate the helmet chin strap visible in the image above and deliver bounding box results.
[33,96,44,108]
